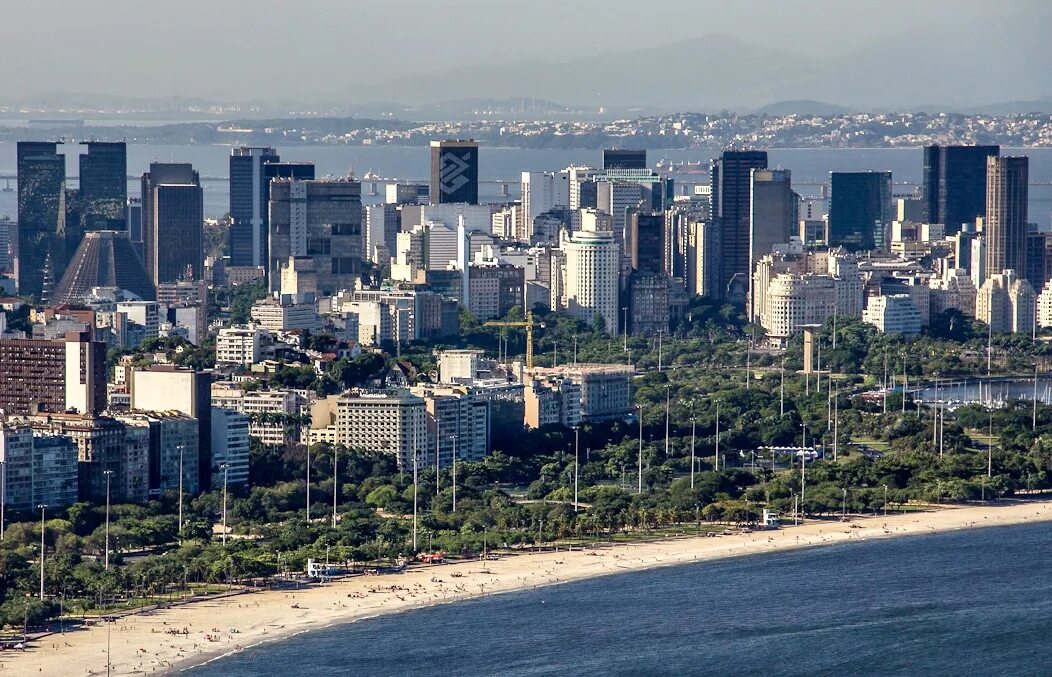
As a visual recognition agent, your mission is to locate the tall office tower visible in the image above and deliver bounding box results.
[711,150,768,302]
[828,171,892,252]
[141,163,204,285]
[268,179,362,294]
[985,156,1029,284]
[0,331,107,416]
[922,144,999,234]
[563,229,620,333]
[603,149,647,170]
[627,211,665,272]
[430,140,479,205]
[78,141,128,231]
[228,146,279,267]
[16,141,66,298]
[749,169,798,320]
[53,230,156,304]
[0,219,9,274]
[126,197,142,243]
[521,171,567,241]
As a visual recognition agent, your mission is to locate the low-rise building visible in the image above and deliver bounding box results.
[309,390,427,468]
[862,294,922,335]
[525,364,632,422]
[215,326,268,367]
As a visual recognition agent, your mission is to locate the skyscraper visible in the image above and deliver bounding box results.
[78,142,128,232]
[711,150,768,302]
[749,169,798,320]
[228,146,279,268]
[141,163,204,285]
[603,149,647,170]
[564,229,620,333]
[922,144,999,234]
[16,141,66,298]
[268,179,362,294]
[985,156,1029,283]
[430,140,479,205]
[828,171,892,252]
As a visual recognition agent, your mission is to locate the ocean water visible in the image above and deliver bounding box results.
[192,521,1052,676]
[1,145,1052,225]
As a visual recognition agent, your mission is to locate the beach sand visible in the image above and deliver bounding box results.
[5,500,1052,675]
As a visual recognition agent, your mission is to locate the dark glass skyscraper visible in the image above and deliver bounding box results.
[829,171,892,252]
[430,140,479,204]
[922,144,999,234]
[78,141,127,231]
[141,163,204,285]
[711,150,768,302]
[603,149,647,170]
[16,141,66,299]
[229,146,279,268]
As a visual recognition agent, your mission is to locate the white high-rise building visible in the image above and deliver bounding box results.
[521,172,565,241]
[564,230,620,333]
[761,273,837,345]
[862,295,922,334]
[309,391,428,469]
[1038,279,1052,328]
[977,269,1035,334]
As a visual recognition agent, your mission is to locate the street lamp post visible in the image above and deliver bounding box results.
[690,417,696,490]
[636,404,644,494]
[714,400,721,472]
[664,385,671,458]
[103,470,113,570]
[622,307,628,351]
[38,504,47,598]
[333,445,339,528]
[451,434,458,512]
[883,484,889,516]
[220,464,229,546]
[175,444,185,543]
[412,448,419,552]
[573,427,580,513]
[305,446,311,524]
[0,459,5,541]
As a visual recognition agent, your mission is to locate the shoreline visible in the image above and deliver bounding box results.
[5,500,1052,676]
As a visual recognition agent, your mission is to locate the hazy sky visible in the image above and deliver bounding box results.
[0,0,1042,102]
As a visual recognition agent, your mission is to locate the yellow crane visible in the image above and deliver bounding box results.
[484,310,539,369]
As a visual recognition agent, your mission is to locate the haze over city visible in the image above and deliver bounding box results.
[1,0,1050,110]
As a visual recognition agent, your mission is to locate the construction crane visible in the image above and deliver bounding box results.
[484,310,540,369]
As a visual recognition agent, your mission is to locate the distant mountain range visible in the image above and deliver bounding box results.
[5,15,1052,119]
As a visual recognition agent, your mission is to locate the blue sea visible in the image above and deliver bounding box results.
[192,521,1052,676]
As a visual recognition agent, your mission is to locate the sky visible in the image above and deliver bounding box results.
[0,0,1044,103]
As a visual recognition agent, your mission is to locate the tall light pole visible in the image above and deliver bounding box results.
[780,356,785,416]
[637,403,644,494]
[177,445,184,541]
[657,329,664,372]
[883,484,888,517]
[0,460,5,541]
[333,445,339,528]
[690,417,696,490]
[1033,362,1039,431]
[412,448,419,552]
[664,385,671,458]
[622,307,628,351]
[714,400,721,472]
[103,470,113,570]
[220,464,229,546]
[305,445,311,524]
[435,421,441,496]
[38,504,47,598]
[832,382,839,461]
[451,434,458,512]
[573,427,580,513]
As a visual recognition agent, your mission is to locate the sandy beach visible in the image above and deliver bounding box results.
[5,500,1052,676]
